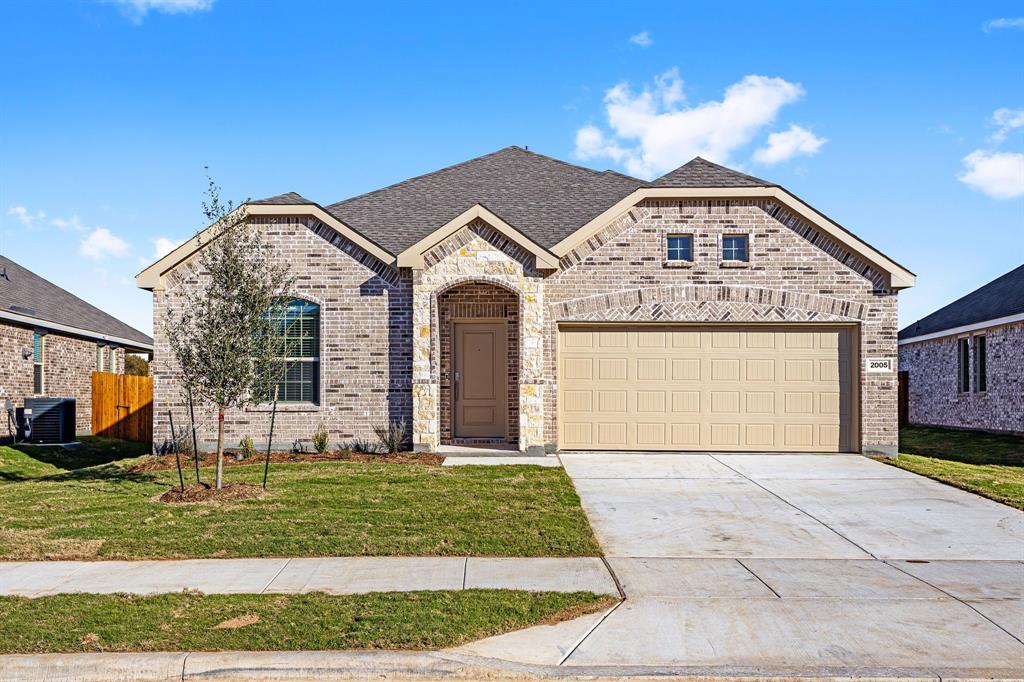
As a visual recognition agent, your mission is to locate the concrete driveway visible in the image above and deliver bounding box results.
[459,453,1024,677]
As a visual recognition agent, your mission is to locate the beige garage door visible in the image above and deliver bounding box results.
[558,326,856,452]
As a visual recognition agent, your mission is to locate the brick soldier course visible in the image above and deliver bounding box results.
[139,147,914,455]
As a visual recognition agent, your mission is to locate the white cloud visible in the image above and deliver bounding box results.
[991,107,1024,142]
[958,150,1024,199]
[139,236,184,266]
[111,0,214,22]
[51,214,88,232]
[80,228,131,260]
[574,69,808,178]
[6,206,45,229]
[754,124,827,165]
[629,31,653,47]
[983,17,1024,32]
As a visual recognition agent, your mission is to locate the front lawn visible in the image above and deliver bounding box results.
[889,426,1024,510]
[0,590,613,654]
[0,438,600,559]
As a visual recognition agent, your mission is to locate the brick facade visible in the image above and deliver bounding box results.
[0,320,124,434]
[151,215,412,451]
[899,321,1024,434]
[152,199,901,455]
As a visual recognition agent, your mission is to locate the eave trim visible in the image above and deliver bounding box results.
[898,312,1024,345]
[395,204,560,270]
[0,310,153,351]
[552,186,916,290]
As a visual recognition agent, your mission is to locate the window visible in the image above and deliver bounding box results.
[957,337,970,393]
[32,332,44,394]
[266,299,320,403]
[974,335,987,393]
[722,235,749,262]
[666,235,693,262]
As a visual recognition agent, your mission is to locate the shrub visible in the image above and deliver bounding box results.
[238,435,257,459]
[156,432,192,457]
[312,424,330,454]
[291,439,308,454]
[344,438,378,454]
[373,420,408,454]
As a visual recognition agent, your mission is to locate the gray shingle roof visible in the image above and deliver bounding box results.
[250,192,313,205]
[651,157,777,188]
[0,256,152,348]
[324,147,644,254]
[899,264,1024,340]
[254,149,784,256]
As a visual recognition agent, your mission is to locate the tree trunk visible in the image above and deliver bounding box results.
[215,408,225,489]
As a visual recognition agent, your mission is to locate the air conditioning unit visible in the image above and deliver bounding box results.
[22,397,76,444]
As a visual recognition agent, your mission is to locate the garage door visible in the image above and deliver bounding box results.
[558,326,855,452]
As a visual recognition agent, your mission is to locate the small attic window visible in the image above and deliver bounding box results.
[666,235,693,262]
[722,235,749,262]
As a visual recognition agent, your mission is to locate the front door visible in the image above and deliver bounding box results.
[454,322,508,438]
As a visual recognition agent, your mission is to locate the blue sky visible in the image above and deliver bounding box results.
[1,0,1021,335]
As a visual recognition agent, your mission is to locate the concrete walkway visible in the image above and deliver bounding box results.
[455,453,1024,676]
[0,557,617,597]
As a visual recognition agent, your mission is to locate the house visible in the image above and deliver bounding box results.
[138,147,914,456]
[898,265,1023,435]
[0,255,154,434]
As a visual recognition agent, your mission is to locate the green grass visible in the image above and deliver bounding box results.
[0,438,600,560]
[0,590,614,654]
[889,426,1024,510]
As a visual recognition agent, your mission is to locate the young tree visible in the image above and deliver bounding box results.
[165,177,294,489]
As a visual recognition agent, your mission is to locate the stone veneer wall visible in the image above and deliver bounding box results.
[411,220,545,453]
[0,320,124,434]
[899,321,1024,434]
[544,199,899,455]
[437,282,519,445]
[151,216,411,451]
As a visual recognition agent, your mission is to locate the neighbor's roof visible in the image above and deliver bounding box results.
[0,255,153,348]
[899,264,1024,340]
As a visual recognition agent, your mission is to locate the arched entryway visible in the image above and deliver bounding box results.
[437,281,520,446]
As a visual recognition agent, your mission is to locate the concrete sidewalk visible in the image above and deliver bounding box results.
[0,557,617,597]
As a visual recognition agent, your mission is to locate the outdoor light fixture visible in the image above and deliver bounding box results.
[20,348,31,360]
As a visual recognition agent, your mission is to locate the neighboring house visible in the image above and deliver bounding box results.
[138,147,914,456]
[0,255,154,434]
[899,265,1024,435]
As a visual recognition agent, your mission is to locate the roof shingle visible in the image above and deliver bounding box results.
[899,264,1024,339]
[0,256,152,348]
[651,157,777,188]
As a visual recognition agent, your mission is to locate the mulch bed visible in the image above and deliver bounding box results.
[133,450,443,473]
[159,483,264,504]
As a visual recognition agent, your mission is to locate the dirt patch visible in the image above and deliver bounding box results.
[213,613,261,629]
[133,450,442,473]
[159,483,264,504]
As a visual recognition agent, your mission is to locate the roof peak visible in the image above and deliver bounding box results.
[652,157,777,188]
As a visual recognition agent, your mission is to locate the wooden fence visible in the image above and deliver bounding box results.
[92,372,153,443]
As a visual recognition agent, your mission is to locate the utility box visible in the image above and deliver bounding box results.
[22,397,76,444]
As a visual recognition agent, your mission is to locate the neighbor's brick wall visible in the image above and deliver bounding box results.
[899,321,1024,434]
[437,282,520,445]
[544,199,900,454]
[0,320,124,434]
[151,216,412,451]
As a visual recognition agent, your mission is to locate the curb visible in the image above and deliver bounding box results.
[2,650,1022,682]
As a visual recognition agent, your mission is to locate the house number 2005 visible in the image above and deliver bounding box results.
[866,358,894,373]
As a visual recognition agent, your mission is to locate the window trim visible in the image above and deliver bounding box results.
[721,234,750,263]
[973,334,987,393]
[32,332,45,394]
[957,336,970,394]
[266,298,321,405]
[665,233,694,264]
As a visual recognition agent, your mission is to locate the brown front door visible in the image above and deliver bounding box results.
[454,322,508,438]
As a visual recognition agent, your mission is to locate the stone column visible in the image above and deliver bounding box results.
[411,273,439,451]
[518,280,546,455]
